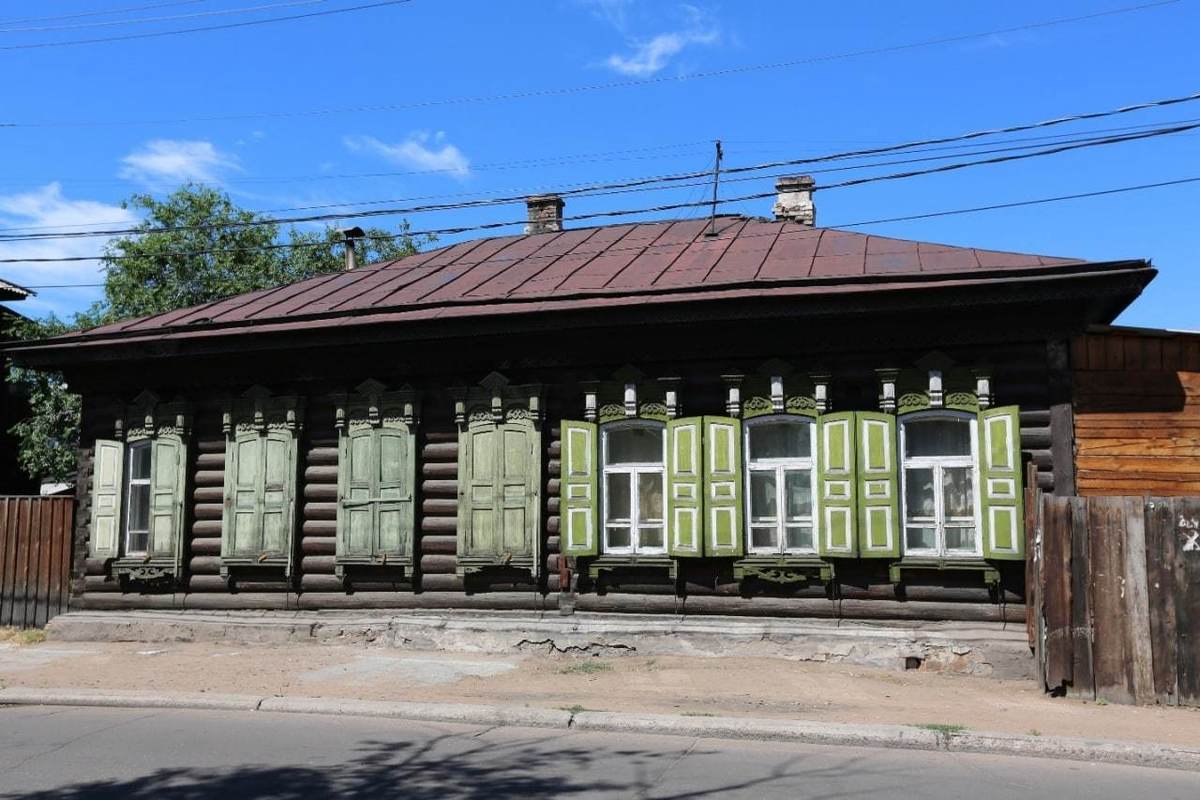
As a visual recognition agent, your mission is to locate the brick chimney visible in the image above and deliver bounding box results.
[525,194,564,234]
[772,175,816,226]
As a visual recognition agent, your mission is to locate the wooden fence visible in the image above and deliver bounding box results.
[0,496,74,628]
[1027,490,1199,706]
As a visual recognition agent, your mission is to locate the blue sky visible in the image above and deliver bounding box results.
[0,0,1196,329]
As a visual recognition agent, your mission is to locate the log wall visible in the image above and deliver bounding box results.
[1072,327,1200,496]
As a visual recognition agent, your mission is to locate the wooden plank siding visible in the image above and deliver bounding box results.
[1073,327,1200,496]
[0,496,74,628]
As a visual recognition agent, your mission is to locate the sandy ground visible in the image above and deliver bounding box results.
[2,640,1198,747]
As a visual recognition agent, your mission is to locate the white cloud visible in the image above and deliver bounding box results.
[343,132,471,178]
[598,4,720,77]
[0,183,138,319]
[119,139,238,186]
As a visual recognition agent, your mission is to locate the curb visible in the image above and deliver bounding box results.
[2,687,1197,773]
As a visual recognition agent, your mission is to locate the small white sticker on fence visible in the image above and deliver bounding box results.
[1181,516,1200,552]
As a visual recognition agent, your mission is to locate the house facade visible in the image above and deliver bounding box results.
[5,183,1157,620]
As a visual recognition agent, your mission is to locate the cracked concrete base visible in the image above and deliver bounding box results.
[46,610,1034,679]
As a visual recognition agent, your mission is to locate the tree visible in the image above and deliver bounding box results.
[5,183,430,482]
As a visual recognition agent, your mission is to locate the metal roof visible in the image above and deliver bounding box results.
[32,216,1144,349]
[0,277,33,302]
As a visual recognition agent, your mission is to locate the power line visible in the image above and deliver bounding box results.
[2,120,1193,245]
[0,1,206,26]
[0,0,410,51]
[16,173,1200,289]
[0,0,327,33]
[0,0,1176,122]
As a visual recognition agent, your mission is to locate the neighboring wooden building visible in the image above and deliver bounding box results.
[0,278,37,494]
[1072,325,1200,496]
[4,185,1158,620]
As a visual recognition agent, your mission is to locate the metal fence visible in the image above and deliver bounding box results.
[0,496,74,628]
[1028,490,1200,706]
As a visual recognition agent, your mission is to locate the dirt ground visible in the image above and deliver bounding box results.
[2,640,1198,747]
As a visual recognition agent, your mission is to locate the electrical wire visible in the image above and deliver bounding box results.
[0,0,327,33]
[0,0,1176,120]
[0,1,206,26]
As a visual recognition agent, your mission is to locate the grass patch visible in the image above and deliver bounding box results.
[682,711,716,717]
[0,628,46,645]
[559,660,613,675]
[559,704,594,715]
[1027,729,1042,737]
[913,723,967,736]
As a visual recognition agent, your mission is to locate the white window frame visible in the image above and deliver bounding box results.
[743,415,818,555]
[600,420,667,555]
[123,439,153,556]
[899,410,983,558]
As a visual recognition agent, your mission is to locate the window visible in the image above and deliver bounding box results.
[602,422,666,554]
[124,440,152,554]
[745,417,816,553]
[900,413,979,557]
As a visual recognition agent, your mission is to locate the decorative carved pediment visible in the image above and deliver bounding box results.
[223,387,304,435]
[452,373,543,427]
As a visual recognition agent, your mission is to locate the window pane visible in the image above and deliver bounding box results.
[783,469,812,519]
[639,526,663,549]
[906,526,936,550]
[904,468,936,519]
[128,483,150,532]
[637,472,663,522]
[946,526,977,552]
[606,526,631,549]
[785,525,813,550]
[606,472,631,522]
[127,532,150,553]
[904,418,972,458]
[943,467,975,518]
[130,443,152,480]
[749,471,777,523]
[748,421,811,461]
[606,427,663,464]
[750,526,778,550]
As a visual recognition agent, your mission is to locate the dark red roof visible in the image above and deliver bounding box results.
[29,216,1141,349]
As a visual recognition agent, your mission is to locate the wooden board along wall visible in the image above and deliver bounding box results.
[0,496,74,628]
[1072,327,1200,496]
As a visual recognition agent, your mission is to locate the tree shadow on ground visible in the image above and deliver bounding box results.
[1,725,884,800]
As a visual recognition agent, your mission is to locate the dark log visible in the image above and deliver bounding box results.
[301,555,336,574]
[547,459,561,478]
[185,575,229,592]
[546,516,560,535]
[308,438,338,448]
[195,453,225,469]
[547,441,561,458]
[419,535,456,554]
[189,538,221,556]
[1018,410,1052,426]
[421,574,464,591]
[304,484,337,501]
[301,536,336,555]
[83,575,119,592]
[76,594,180,610]
[193,503,223,520]
[421,462,457,479]
[546,498,560,515]
[574,594,1025,622]
[196,439,225,453]
[295,592,548,611]
[422,498,458,516]
[1020,426,1052,449]
[184,593,291,609]
[838,584,1022,603]
[424,432,458,443]
[545,535,560,554]
[421,442,458,460]
[306,447,338,465]
[300,574,343,592]
[419,554,457,574]
[546,478,561,495]
[84,558,107,576]
[194,470,224,487]
[193,487,223,503]
[188,556,222,575]
[304,502,337,520]
[546,575,561,593]
[192,520,222,537]
[228,580,292,593]
[304,466,338,483]
[302,520,337,536]
[422,480,458,497]
[420,516,456,534]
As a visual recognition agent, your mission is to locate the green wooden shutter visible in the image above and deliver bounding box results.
[704,416,743,558]
[148,434,187,572]
[90,439,124,560]
[856,412,900,558]
[816,412,856,556]
[338,426,375,558]
[561,420,598,557]
[667,417,703,557]
[224,431,261,558]
[498,422,537,559]
[374,424,416,561]
[260,429,295,558]
[458,419,539,566]
[980,405,1025,560]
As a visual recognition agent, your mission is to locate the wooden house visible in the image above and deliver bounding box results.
[4,183,1158,621]
[1,277,37,493]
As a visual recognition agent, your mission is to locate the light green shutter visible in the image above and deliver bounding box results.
[338,426,375,558]
[667,417,703,557]
[224,431,261,558]
[260,429,294,558]
[458,420,495,558]
[856,412,900,558]
[816,412,856,556]
[703,416,743,558]
[374,424,416,561]
[561,420,598,557]
[148,434,187,573]
[498,422,537,559]
[457,419,539,563]
[90,439,124,560]
[980,405,1025,560]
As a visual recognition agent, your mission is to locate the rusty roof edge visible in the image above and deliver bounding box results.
[7,258,1152,354]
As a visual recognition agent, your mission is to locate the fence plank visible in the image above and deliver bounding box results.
[0,496,76,629]
[14,499,31,630]
[1069,496,1095,699]
[1123,497,1156,704]
[1176,497,1200,706]
[1088,497,1137,704]
[1145,498,1181,704]
[0,500,12,626]
[1043,497,1073,690]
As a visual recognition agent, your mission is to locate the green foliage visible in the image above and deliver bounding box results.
[5,184,430,482]
[913,723,967,736]
[559,660,614,675]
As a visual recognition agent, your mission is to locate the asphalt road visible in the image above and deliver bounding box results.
[0,706,1196,799]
